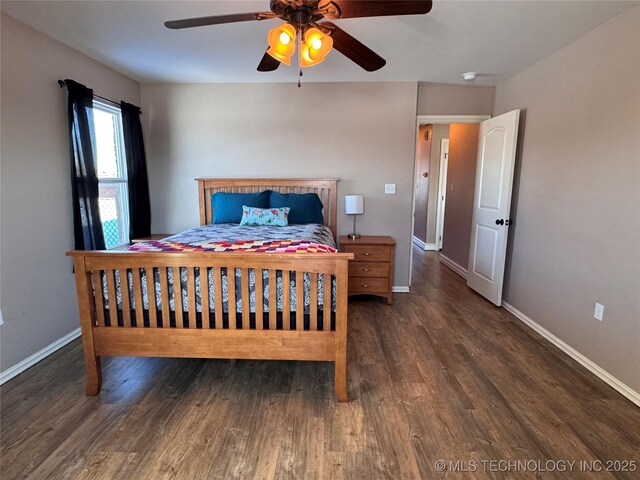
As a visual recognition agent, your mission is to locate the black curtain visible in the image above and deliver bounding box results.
[66,79,105,250]
[121,101,151,241]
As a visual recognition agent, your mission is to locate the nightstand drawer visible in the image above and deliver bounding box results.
[348,277,389,294]
[341,244,390,262]
[349,262,389,278]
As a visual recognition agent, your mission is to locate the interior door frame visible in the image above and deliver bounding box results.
[409,115,490,287]
[435,138,449,250]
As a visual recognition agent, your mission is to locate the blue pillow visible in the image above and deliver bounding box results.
[211,191,270,224]
[269,191,324,224]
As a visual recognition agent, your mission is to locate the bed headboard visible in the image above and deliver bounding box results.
[196,178,340,238]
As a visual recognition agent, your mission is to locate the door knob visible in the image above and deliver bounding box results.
[495,219,504,225]
[505,219,513,226]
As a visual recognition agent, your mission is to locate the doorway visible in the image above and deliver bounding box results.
[409,115,490,287]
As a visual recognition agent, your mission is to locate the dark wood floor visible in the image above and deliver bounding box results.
[2,248,639,479]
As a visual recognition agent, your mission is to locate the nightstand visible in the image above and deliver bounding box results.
[339,235,395,304]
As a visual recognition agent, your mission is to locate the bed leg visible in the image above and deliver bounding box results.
[335,261,349,403]
[335,357,348,403]
[84,355,102,396]
[71,258,103,396]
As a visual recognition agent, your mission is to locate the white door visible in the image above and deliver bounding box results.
[435,139,449,250]
[467,110,520,306]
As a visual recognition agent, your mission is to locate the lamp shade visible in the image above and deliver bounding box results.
[300,27,333,68]
[267,23,296,65]
[345,195,364,215]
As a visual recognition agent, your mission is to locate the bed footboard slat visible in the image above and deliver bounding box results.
[240,268,250,330]
[172,267,184,328]
[227,267,237,329]
[119,269,132,328]
[310,273,318,331]
[282,270,291,330]
[132,268,144,327]
[159,267,171,328]
[323,273,331,331]
[186,268,196,329]
[255,269,264,330]
[92,271,105,327]
[106,270,118,327]
[200,266,211,329]
[268,269,277,331]
[213,267,223,329]
[146,266,158,328]
[295,271,304,331]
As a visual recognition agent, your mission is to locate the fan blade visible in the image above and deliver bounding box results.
[327,0,432,19]
[257,51,281,72]
[322,22,386,72]
[164,12,268,29]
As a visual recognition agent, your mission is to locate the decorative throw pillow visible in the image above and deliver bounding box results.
[268,191,324,224]
[240,206,290,227]
[211,190,270,224]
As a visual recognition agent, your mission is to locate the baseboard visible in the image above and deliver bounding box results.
[412,237,437,251]
[392,286,410,293]
[502,302,640,407]
[439,254,468,279]
[0,327,82,385]
[412,236,427,250]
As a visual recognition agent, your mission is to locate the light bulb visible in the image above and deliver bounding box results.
[279,31,291,45]
[311,38,322,50]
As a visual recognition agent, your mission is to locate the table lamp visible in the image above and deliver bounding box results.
[345,194,364,240]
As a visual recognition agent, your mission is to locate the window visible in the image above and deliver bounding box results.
[94,99,129,248]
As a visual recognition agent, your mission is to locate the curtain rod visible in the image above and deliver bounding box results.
[58,80,122,109]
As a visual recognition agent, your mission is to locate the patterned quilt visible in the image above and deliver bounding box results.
[108,224,337,315]
[162,223,336,248]
[128,239,337,254]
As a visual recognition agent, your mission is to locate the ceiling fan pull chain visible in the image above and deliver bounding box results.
[297,24,302,88]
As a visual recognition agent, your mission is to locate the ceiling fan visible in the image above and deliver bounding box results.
[165,0,433,73]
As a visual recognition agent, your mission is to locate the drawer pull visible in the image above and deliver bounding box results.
[362,268,369,272]
[362,284,369,288]
[364,252,370,256]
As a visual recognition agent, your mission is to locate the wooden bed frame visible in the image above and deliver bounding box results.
[67,178,353,402]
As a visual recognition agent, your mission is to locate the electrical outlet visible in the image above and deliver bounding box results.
[594,303,604,321]
[384,184,396,194]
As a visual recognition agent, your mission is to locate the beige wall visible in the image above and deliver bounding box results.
[441,124,479,268]
[140,82,418,287]
[494,6,640,392]
[425,124,450,245]
[0,14,140,373]
[413,125,432,243]
[417,83,494,116]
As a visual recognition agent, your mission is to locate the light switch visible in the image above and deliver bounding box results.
[385,184,396,194]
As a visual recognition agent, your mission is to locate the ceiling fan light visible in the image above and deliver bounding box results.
[300,43,325,67]
[303,27,333,61]
[267,23,296,63]
[267,47,293,65]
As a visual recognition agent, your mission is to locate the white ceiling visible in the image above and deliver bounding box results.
[1,1,637,85]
